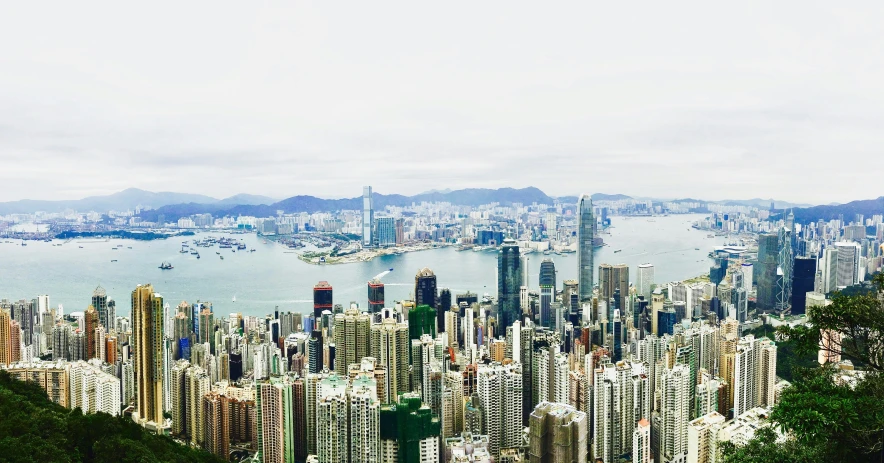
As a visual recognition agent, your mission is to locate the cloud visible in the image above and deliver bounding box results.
[0,2,882,205]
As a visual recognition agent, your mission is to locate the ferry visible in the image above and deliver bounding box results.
[237,243,247,250]
[159,262,173,270]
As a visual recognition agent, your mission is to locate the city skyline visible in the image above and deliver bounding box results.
[3,3,884,203]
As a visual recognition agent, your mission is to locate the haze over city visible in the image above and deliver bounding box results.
[3,2,884,203]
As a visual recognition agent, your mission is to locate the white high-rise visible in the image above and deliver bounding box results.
[633,418,651,463]
[362,186,374,247]
[733,336,757,418]
[317,375,349,463]
[477,362,523,458]
[637,264,655,301]
[834,241,862,288]
[660,363,691,463]
[349,376,380,463]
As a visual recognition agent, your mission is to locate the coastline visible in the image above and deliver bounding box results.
[296,242,452,265]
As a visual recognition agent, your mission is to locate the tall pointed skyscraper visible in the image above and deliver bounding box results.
[577,194,595,302]
[132,283,166,431]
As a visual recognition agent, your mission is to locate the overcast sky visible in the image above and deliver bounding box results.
[1,2,883,204]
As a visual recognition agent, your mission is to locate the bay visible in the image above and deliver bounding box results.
[0,214,721,317]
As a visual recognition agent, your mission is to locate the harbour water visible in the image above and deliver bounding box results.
[0,214,722,317]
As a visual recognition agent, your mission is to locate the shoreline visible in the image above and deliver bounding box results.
[296,242,452,265]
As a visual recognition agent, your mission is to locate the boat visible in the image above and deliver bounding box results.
[159,262,173,270]
[112,247,118,250]
[250,249,256,252]
[614,249,622,253]
[196,254,200,259]
[179,245,188,253]
[79,246,83,249]
[190,250,198,255]
[237,243,246,250]
[695,248,700,250]
[127,246,132,249]
[220,255,224,260]
[21,241,27,246]
[216,252,220,255]
[389,268,394,272]
[232,249,236,253]
[111,259,117,262]
[232,295,236,303]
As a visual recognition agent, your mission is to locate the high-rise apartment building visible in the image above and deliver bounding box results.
[660,363,691,463]
[528,401,588,463]
[256,376,295,463]
[370,318,409,402]
[131,284,166,430]
[379,393,441,463]
[477,362,523,457]
[349,375,381,463]
[0,309,13,366]
[333,308,371,375]
[497,239,523,331]
[363,186,374,247]
[84,305,100,359]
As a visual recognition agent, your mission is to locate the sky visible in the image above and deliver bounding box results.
[1,2,883,204]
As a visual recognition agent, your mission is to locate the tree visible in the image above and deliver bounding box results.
[724,274,884,463]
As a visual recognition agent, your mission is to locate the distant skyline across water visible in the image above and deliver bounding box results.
[0,214,722,317]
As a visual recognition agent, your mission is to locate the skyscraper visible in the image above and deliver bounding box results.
[0,309,11,366]
[368,278,385,313]
[497,239,523,331]
[132,284,166,430]
[577,195,595,303]
[756,233,779,311]
[92,285,109,330]
[834,241,862,289]
[370,318,409,402]
[375,217,396,247]
[539,259,556,328]
[314,281,333,320]
[791,257,816,315]
[84,305,100,359]
[477,362,523,458]
[599,263,629,318]
[414,268,439,329]
[256,376,295,463]
[333,308,371,375]
[637,263,654,301]
[363,186,374,247]
[379,393,440,463]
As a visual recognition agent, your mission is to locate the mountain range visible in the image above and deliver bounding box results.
[775,196,884,224]
[0,188,276,215]
[1,187,875,224]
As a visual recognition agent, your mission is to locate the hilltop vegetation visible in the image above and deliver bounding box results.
[0,371,224,463]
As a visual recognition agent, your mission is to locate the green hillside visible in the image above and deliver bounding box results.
[0,371,225,463]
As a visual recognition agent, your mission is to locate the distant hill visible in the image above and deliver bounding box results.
[776,197,884,224]
[140,187,558,222]
[0,188,276,214]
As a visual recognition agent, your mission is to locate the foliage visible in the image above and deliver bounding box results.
[745,325,817,382]
[724,274,884,462]
[0,371,224,463]
[719,427,824,463]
